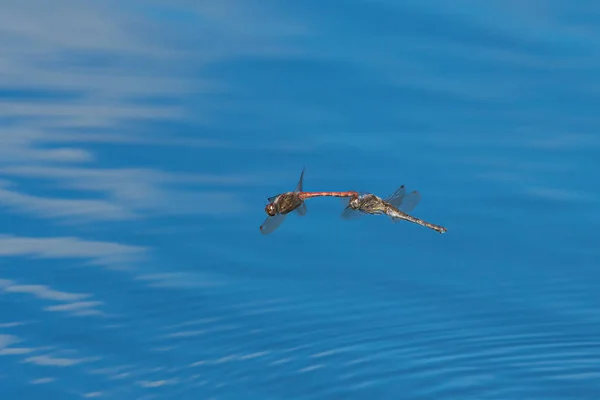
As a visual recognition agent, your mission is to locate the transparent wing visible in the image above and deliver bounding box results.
[267,194,281,203]
[397,190,421,213]
[341,206,362,220]
[385,185,405,203]
[295,202,307,216]
[260,213,286,235]
[293,167,307,216]
[294,167,305,192]
[294,167,306,214]
[385,185,421,213]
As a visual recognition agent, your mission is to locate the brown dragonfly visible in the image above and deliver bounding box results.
[260,168,359,234]
[341,185,447,234]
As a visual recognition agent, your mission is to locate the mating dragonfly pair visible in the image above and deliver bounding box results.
[260,168,447,235]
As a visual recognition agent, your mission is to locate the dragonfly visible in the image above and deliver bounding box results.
[260,168,359,234]
[341,185,447,234]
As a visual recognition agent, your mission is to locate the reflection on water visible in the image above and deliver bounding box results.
[1,0,600,399]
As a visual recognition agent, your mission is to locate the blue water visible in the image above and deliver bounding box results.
[1,1,600,399]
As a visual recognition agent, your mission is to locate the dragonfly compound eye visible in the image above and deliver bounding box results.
[265,203,278,216]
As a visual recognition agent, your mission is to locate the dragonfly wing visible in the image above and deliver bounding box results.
[398,191,421,213]
[386,185,421,213]
[341,206,362,220]
[294,167,305,192]
[260,213,286,235]
[267,193,282,203]
[295,202,307,216]
[385,185,405,203]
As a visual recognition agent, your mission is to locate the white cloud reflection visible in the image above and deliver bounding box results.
[0,235,147,267]
[0,0,276,223]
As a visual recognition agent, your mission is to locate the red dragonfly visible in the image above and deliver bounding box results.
[260,168,359,234]
[341,185,447,234]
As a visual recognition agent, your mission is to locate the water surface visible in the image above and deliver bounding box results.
[1,1,599,399]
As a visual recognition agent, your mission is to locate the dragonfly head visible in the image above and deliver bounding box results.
[265,202,278,216]
[348,195,361,209]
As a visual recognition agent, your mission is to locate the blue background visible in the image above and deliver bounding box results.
[1,0,599,398]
